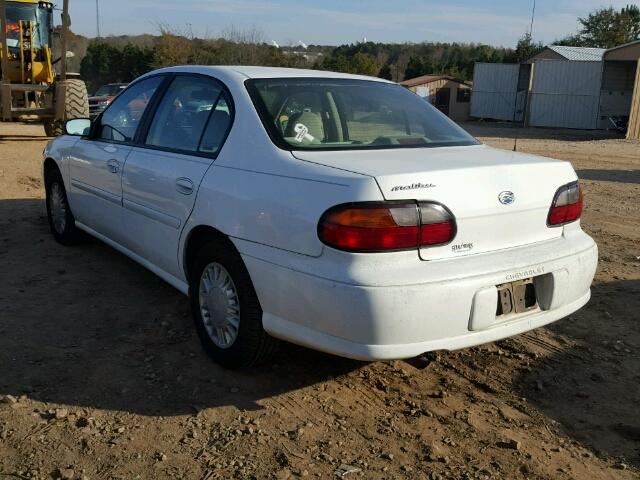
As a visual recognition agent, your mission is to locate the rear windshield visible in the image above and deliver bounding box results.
[246,78,478,151]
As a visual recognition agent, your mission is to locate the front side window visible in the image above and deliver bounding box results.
[97,76,164,142]
[247,78,478,151]
[145,76,231,154]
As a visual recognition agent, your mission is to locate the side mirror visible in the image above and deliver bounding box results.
[65,118,91,136]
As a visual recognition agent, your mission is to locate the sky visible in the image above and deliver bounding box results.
[68,0,638,48]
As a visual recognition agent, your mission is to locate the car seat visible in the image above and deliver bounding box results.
[284,111,325,141]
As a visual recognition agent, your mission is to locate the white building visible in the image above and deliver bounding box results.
[470,42,640,137]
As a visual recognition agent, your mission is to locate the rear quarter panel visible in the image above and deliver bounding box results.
[186,149,382,259]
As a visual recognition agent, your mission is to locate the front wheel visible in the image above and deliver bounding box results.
[45,169,84,245]
[190,240,277,369]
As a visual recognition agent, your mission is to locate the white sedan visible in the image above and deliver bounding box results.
[43,66,598,368]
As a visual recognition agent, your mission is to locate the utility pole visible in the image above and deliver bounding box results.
[96,0,101,38]
[530,0,536,37]
[61,0,69,80]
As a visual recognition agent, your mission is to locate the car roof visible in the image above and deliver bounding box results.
[145,65,394,85]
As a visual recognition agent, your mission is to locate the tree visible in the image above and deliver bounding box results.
[621,4,640,40]
[552,34,584,47]
[119,43,154,80]
[559,5,640,48]
[80,41,154,92]
[78,31,522,87]
[153,27,194,68]
[378,63,392,80]
[403,56,425,80]
[349,52,378,76]
[513,32,545,62]
[316,51,379,76]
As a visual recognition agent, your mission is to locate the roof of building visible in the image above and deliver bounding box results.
[400,74,471,88]
[605,39,640,53]
[545,45,607,61]
[603,39,640,61]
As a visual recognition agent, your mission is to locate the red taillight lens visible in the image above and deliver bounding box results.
[419,203,456,246]
[318,202,456,252]
[548,181,583,226]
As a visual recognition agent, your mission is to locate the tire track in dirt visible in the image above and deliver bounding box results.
[0,122,638,479]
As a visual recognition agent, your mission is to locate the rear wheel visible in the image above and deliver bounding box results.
[190,239,277,369]
[45,79,90,137]
[45,168,84,245]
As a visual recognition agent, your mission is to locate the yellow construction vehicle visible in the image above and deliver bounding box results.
[0,0,88,136]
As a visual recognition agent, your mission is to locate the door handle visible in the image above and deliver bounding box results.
[176,177,194,195]
[107,159,120,174]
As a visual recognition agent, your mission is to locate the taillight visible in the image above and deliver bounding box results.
[548,181,583,226]
[318,202,456,253]
[419,203,456,246]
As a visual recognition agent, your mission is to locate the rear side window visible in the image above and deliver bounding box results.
[199,93,232,155]
[145,76,232,155]
[98,76,163,142]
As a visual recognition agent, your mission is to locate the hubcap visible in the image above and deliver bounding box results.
[198,262,241,349]
[49,182,67,234]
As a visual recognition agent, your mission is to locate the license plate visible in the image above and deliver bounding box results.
[496,278,538,317]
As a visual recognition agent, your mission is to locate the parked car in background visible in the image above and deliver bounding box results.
[88,83,128,118]
[42,66,598,369]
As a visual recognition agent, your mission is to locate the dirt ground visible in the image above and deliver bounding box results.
[0,121,638,480]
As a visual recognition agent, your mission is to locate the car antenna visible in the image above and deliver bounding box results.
[513,127,519,152]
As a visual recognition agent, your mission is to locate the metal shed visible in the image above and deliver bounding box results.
[528,61,603,129]
[470,63,521,121]
[471,43,640,134]
[527,45,606,62]
[601,40,640,140]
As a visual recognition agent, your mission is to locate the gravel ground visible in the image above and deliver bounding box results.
[0,121,638,480]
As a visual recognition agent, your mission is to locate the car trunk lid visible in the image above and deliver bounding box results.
[293,144,578,260]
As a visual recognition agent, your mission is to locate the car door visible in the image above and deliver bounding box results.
[68,76,166,243]
[121,75,233,279]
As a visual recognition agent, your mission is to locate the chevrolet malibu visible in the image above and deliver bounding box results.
[43,66,598,368]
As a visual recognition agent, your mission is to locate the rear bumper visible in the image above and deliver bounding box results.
[262,292,590,360]
[240,230,598,361]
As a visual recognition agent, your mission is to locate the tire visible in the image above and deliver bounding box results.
[190,239,278,369]
[45,168,84,245]
[43,120,57,137]
[46,79,90,137]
